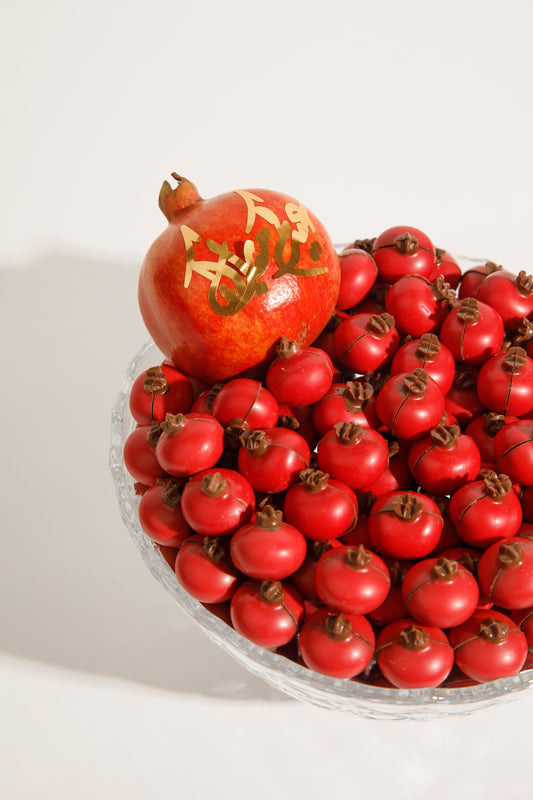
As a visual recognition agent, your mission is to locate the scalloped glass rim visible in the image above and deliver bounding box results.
[109,253,533,720]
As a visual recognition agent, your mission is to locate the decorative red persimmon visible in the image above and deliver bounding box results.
[457,260,502,300]
[229,579,305,648]
[129,363,194,424]
[448,610,528,683]
[155,412,225,478]
[314,543,391,615]
[494,419,533,485]
[384,275,454,337]
[299,609,375,679]
[358,439,412,497]
[465,412,519,463]
[478,538,533,609]
[444,367,486,426]
[175,535,240,604]
[336,248,379,310]
[334,312,400,373]
[368,491,443,560]
[210,378,279,432]
[376,618,454,688]
[138,174,340,384]
[123,423,168,486]
[283,469,358,541]
[407,421,481,495]
[367,560,410,626]
[230,505,306,580]
[401,556,479,628]
[138,480,192,547]
[316,422,389,491]
[477,347,533,417]
[237,427,310,493]
[265,338,334,406]
[432,248,462,288]
[448,471,523,548]
[376,369,445,442]
[179,469,255,537]
[390,334,456,395]
[290,539,343,602]
[476,269,533,331]
[439,297,505,366]
[312,380,379,436]
[371,226,437,284]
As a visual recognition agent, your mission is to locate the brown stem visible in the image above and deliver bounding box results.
[432,557,459,581]
[334,421,364,445]
[416,333,441,360]
[367,312,395,335]
[430,423,461,448]
[158,173,202,222]
[143,366,169,396]
[391,493,424,521]
[502,346,527,374]
[255,505,283,529]
[457,297,481,323]
[479,617,509,643]
[402,368,428,396]
[325,613,353,641]
[345,544,372,569]
[400,624,429,651]
[239,429,271,455]
[497,542,524,568]
[276,337,300,358]
[260,580,285,604]
[202,536,226,562]
[394,232,418,254]
[201,472,228,498]
[299,469,330,492]
[482,471,512,499]
[161,412,187,435]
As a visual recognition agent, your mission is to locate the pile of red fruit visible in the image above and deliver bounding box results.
[124,206,533,690]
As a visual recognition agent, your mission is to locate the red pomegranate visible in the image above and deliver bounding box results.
[138,174,341,384]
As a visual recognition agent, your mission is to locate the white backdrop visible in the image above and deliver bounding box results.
[2,2,533,798]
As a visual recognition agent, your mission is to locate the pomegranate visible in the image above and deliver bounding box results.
[138,174,340,384]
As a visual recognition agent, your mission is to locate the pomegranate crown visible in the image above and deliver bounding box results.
[158,173,202,221]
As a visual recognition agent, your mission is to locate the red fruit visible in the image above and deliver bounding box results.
[237,427,310,493]
[478,538,533,609]
[494,419,533,485]
[290,539,343,601]
[179,469,255,537]
[334,312,400,373]
[368,491,443,560]
[376,369,445,441]
[312,380,379,436]
[390,334,455,395]
[448,610,527,683]
[448,471,523,548]
[376,618,454,688]
[175,534,240,603]
[316,422,389,491]
[477,347,533,417]
[265,338,334,406]
[358,440,412,497]
[371,226,436,284]
[230,505,306,580]
[432,249,461,288]
[402,557,479,628]
[299,609,375,679]
[367,560,410,626]
[138,174,340,384]
[476,269,533,331]
[458,260,502,300]
[523,487,533,522]
[407,421,481,495]
[210,378,279,431]
[336,248,378,310]
[138,480,192,547]
[155,412,225,478]
[123,423,168,486]
[465,412,520,463]
[384,274,453,337]
[439,297,505,366]
[444,367,486,426]
[283,468,358,540]
[129,363,193,424]
[230,579,305,648]
[314,543,390,615]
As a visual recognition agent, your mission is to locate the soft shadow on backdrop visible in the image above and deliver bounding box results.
[0,255,288,702]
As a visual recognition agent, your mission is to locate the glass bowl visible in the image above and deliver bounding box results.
[110,256,533,720]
